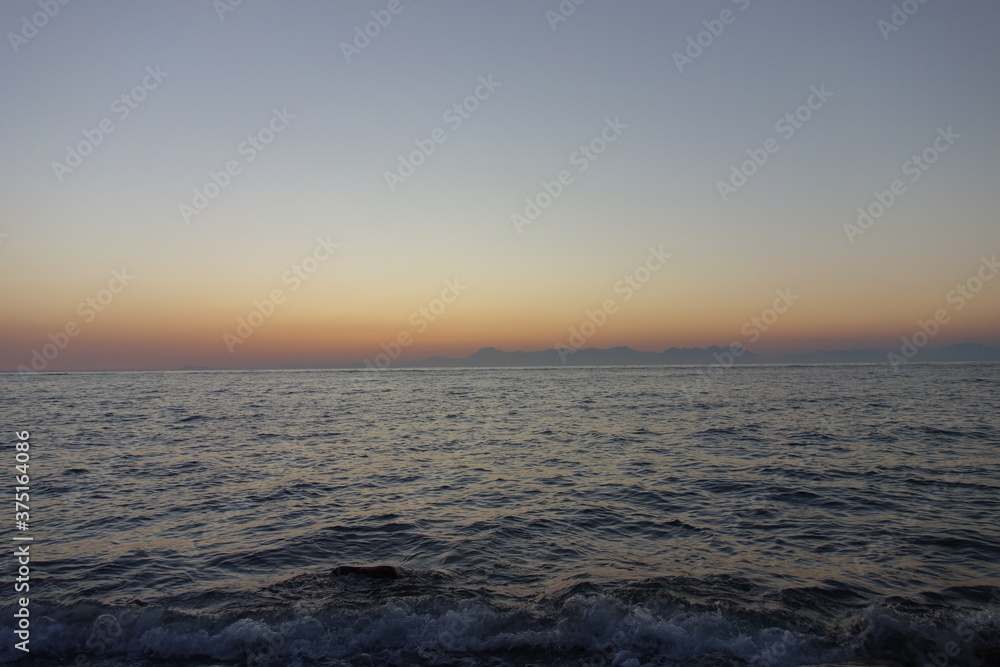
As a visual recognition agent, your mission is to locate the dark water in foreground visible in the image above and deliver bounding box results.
[2,363,999,666]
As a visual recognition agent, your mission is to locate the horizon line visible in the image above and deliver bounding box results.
[4,340,999,374]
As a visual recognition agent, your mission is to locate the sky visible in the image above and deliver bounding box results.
[1,0,999,371]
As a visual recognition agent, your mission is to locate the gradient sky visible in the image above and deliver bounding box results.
[2,0,999,370]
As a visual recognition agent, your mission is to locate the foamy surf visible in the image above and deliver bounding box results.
[4,572,999,665]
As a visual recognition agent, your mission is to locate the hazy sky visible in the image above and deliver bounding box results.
[2,0,999,370]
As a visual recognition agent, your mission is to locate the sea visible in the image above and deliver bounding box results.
[2,363,999,666]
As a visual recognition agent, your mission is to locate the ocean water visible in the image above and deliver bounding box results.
[2,363,999,666]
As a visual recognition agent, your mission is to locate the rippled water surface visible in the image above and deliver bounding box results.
[3,364,999,665]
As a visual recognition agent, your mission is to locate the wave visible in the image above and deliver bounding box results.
[5,575,999,666]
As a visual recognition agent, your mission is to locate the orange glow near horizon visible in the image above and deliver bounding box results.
[3,280,998,370]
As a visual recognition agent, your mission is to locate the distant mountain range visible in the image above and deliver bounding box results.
[333,342,1000,369]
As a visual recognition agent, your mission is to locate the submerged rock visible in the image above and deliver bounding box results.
[331,565,402,579]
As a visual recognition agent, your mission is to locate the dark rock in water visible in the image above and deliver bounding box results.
[331,565,402,579]
[803,662,904,666]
